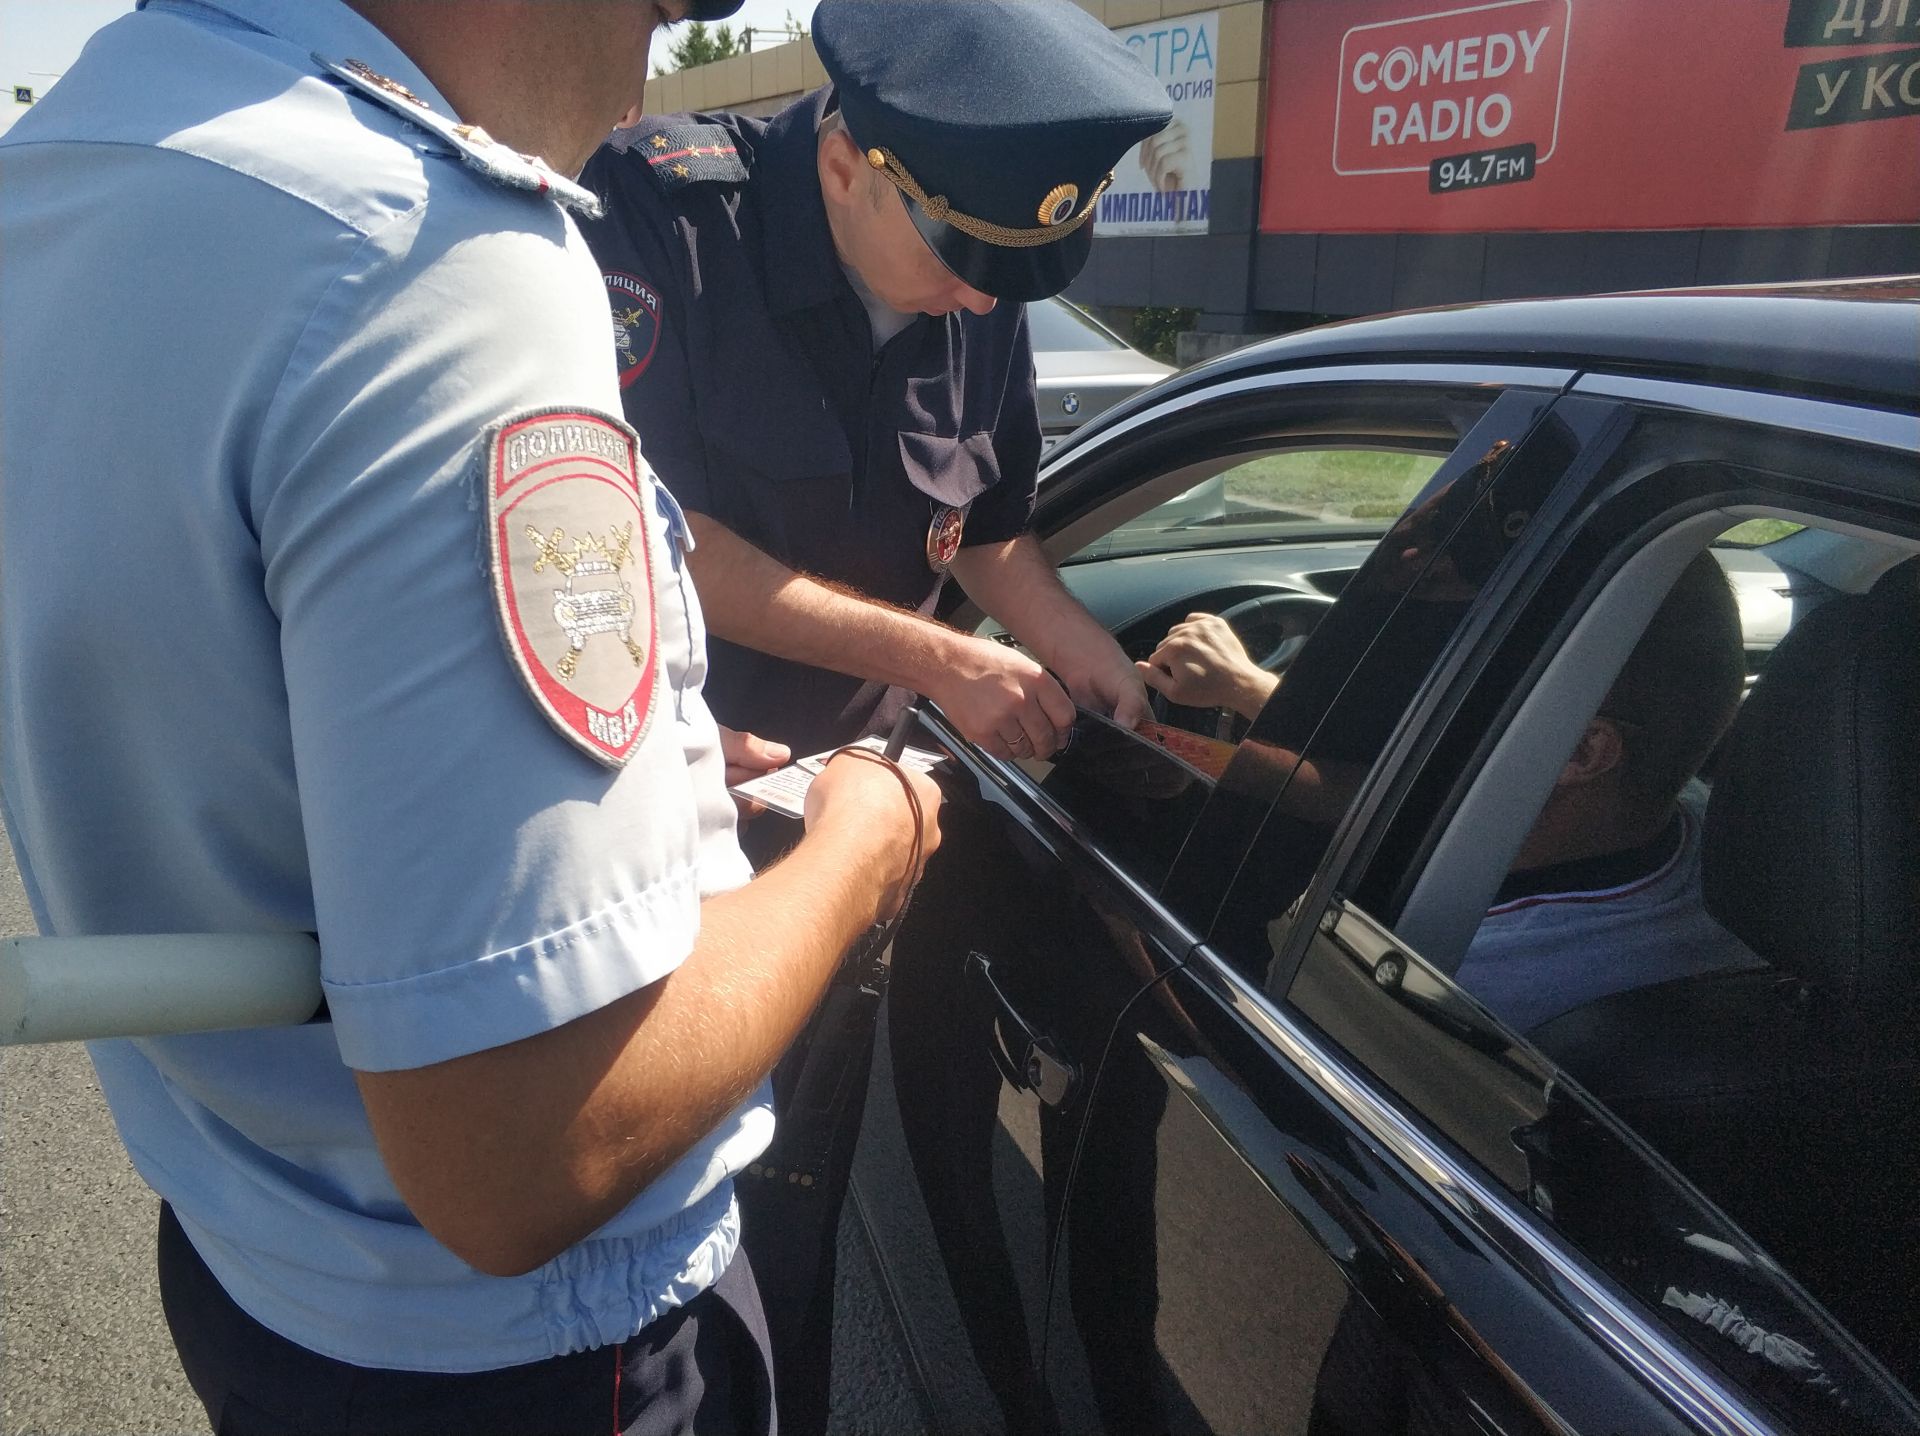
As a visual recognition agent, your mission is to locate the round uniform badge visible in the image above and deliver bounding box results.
[1039,182,1080,227]
[487,409,660,767]
[605,271,663,389]
[927,505,966,574]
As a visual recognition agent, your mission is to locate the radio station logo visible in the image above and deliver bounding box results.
[1334,0,1571,178]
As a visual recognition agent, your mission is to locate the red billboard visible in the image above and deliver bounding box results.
[1261,0,1920,232]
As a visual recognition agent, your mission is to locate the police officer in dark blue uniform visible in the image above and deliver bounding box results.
[581,0,1171,765]
[579,2,1171,1424]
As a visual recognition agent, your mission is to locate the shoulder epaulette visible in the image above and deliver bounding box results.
[319,55,604,220]
[629,123,750,193]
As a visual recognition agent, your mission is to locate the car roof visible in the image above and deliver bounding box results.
[1162,277,1920,414]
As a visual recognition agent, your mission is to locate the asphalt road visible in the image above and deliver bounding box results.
[0,836,926,1436]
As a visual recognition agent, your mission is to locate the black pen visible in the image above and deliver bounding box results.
[882,703,921,761]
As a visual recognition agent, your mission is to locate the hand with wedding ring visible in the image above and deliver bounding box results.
[927,633,1076,761]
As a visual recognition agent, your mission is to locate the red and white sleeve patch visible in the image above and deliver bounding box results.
[486,409,660,767]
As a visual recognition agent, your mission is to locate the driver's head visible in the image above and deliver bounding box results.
[810,0,1171,310]
[1521,551,1744,864]
[1594,551,1746,819]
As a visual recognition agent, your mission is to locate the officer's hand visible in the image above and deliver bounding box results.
[931,639,1076,761]
[719,725,790,787]
[1137,613,1279,720]
[718,725,790,822]
[1057,649,1153,731]
[805,752,946,918]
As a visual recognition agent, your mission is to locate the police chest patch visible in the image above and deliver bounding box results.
[605,272,662,388]
[487,410,660,767]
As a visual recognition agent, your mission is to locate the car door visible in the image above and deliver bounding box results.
[1034,389,1719,1435]
[1139,386,1920,1433]
[864,369,1578,1433]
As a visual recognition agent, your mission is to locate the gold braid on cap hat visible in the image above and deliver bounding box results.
[866,147,1113,249]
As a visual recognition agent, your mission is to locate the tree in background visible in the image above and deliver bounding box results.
[1131,307,1198,365]
[655,21,748,75]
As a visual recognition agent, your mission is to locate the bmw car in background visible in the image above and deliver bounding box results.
[850,279,1920,1436]
[1028,296,1175,446]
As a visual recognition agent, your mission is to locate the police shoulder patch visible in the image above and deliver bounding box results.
[635,123,750,193]
[604,271,663,388]
[487,410,660,767]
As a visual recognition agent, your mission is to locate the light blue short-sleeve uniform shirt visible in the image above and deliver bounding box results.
[0,0,767,1373]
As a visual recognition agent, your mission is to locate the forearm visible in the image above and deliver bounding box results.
[357,818,900,1278]
[949,533,1107,676]
[951,535,1147,726]
[1229,670,1282,722]
[688,513,967,695]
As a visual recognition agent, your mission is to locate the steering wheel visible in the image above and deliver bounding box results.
[1215,589,1337,673]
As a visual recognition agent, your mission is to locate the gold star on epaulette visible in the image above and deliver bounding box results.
[650,135,669,151]
[672,162,691,178]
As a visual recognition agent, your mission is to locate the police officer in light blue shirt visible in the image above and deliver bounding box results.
[0,1,941,1429]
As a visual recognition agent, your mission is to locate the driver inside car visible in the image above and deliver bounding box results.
[1139,551,1766,1032]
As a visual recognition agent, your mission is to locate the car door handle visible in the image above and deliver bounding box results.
[965,950,1079,1109]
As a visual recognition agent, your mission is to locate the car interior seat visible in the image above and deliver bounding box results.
[1527,556,1920,1389]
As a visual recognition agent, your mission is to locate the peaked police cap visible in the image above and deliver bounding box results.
[813,0,1172,303]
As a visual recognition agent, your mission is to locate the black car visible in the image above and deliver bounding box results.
[852,280,1920,1436]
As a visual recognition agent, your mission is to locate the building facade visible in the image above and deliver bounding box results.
[654,0,1920,359]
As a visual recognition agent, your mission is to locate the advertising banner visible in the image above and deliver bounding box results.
[1098,10,1219,236]
[1261,0,1920,232]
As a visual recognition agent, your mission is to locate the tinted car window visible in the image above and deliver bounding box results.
[1169,387,1577,958]
[1222,410,1920,1430]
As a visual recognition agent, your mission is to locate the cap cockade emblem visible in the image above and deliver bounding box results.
[488,410,660,767]
[1039,183,1081,227]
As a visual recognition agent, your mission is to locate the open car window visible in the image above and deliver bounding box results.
[989,375,1559,903]
[1069,448,1445,562]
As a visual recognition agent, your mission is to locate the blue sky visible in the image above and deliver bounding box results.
[0,0,133,133]
[0,1,819,136]
[714,0,820,31]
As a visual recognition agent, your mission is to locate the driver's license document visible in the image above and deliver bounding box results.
[728,734,948,820]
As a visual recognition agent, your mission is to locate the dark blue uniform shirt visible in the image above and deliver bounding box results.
[579,90,1043,755]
